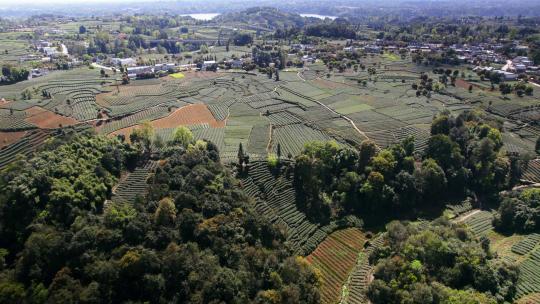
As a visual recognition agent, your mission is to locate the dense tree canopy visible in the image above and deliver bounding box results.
[0,134,321,303]
[1,65,29,85]
[291,111,511,225]
[494,188,540,233]
[367,219,519,304]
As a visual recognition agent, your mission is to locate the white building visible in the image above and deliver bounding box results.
[202,60,217,70]
[111,58,136,66]
[494,70,518,81]
[154,63,176,72]
[127,66,153,78]
[363,45,381,53]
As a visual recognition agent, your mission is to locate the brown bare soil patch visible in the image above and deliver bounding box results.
[25,106,79,129]
[151,103,225,128]
[110,103,225,139]
[0,131,27,149]
[455,79,472,90]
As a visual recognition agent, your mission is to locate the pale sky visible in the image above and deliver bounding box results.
[0,0,148,5]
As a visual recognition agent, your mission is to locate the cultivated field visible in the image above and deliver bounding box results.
[1,53,540,304]
[306,228,366,304]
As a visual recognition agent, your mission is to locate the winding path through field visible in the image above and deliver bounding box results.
[453,209,481,223]
[287,70,378,149]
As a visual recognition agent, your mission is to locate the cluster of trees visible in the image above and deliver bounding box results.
[412,73,437,97]
[411,49,461,66]
[494,188,540,233]
[476,69,504,84]
[0,132,322,303]
[304,21,357,39]
[231,32,253,46]
[252,45,286,69]
[499,82,534,97]
[370,16,538,48]
[367,220,519,304]
[214,7,307,30]
[0,65,29,85]
[292,111,516,225]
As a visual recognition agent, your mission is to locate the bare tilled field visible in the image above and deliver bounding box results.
[25,106,79,129]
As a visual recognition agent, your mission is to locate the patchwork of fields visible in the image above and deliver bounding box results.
[2,55,540,303]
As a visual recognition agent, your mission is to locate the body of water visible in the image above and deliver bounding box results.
[181,13,220,21]
[300,13,337,20]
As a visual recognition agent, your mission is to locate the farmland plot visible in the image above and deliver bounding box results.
[0,130,51,169]
[241,160,361,256]
[112,161,158,203]
[25,106,78,129]
[345,235,386,304]
[462,210,494,236]
[306,228,366,304]
[522,160,540,183]
[0,109,36,131]
[515,247,540,300]
[247,123,270,155]
[512,234,540,256]
[271,124,334,157]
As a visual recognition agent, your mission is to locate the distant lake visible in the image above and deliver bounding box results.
[181,13,220,20]
[300,14,337,20]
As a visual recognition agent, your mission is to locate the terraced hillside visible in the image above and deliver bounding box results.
[306,228,366,304]
[112,161,158,203]
[240,160,362,256]
[344,235,385,304]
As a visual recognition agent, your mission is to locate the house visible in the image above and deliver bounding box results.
[363,45,381,53]
[35,40,51,48]
[127,66,153,78]
[502,59,528,73]
[42,47,59,57]
[19,54,42,62]
[473,66,494,72]
[227,59,243,69]
[420,46,431,53]
[154,63,176,72]
[514,64,527,73]
[111,58,136,67]
[41,43,68,58]
[202,60,217,70]
[513,56,533,67]
[494,70,518,81]
[301,55,314,63]
[291,44,314,51]
[30,68,48,78]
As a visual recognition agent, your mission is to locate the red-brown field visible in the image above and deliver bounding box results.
[0,131,27,149]
[25,106,79,129]
[151,103,225,128]
[455,79,472,90]
[110,103,225,139]
[306,228,366,304]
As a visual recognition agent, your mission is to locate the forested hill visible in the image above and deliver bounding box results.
[0,133,320,303]
[213,7,313,29]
